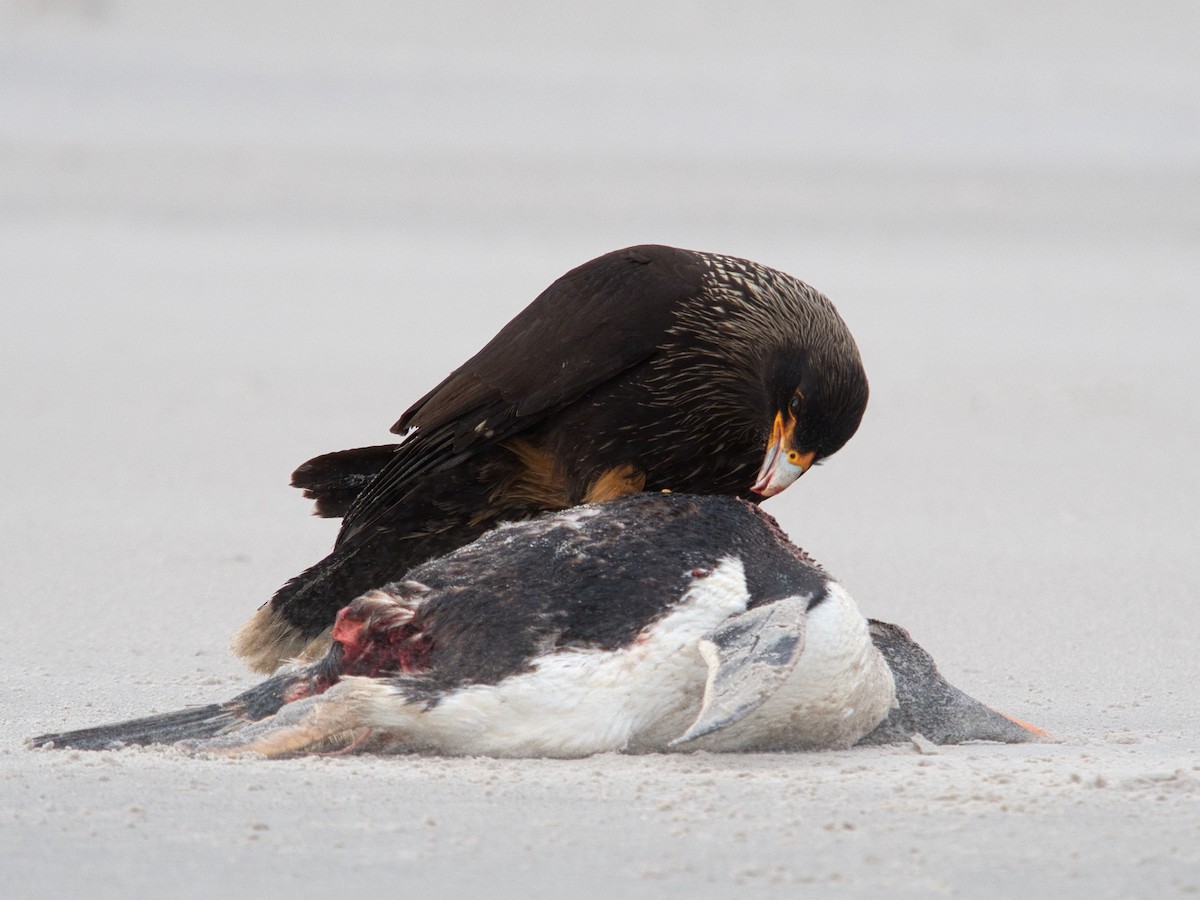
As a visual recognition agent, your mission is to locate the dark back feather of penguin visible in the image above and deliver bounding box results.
[389,493,828,699]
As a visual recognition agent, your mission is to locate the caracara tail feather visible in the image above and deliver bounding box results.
[291,444,401,519]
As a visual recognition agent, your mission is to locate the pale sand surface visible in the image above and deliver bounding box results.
[2,3,1198,898]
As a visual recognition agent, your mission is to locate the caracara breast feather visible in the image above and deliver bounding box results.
[30,494,1047,758]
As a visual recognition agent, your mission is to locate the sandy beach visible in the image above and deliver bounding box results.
[2,3,1198,897]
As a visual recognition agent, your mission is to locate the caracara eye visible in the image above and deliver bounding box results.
[788,394,804,417]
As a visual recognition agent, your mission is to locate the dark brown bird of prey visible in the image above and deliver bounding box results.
[235,244,869,672]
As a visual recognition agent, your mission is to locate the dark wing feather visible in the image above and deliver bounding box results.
[337,245,704,545]
[335,425,472,547]
[394,244,702,442]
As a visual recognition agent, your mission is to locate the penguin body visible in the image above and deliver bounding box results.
[31,495,1045,757]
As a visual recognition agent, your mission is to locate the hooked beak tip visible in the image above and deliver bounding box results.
[751,453,811,497]
[752,412,817,498]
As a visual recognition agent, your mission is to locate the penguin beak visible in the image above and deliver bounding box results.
[751,412,815,497]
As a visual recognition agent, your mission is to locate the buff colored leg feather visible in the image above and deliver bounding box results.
[232,604,331,674]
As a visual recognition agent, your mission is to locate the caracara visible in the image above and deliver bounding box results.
[235,244,869,672]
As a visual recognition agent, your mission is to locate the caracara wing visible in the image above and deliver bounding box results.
[337,246,703,545]
[395,245,702,441]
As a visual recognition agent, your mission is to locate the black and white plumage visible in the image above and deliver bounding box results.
[237,245,869,672]
[32,495,1044,758]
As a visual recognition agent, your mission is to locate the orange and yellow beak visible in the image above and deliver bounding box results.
[751,411,816,498]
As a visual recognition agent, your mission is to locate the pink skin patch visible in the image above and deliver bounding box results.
[283,682,316,704]
[331,601,432,679]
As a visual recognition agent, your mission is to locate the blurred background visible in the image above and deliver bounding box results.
[2,1,1198,734]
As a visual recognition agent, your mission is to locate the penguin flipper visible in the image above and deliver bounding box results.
[671,595,807,746]
[28,703,238,751]
[179,678,392,758]
[27,669,312,751]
